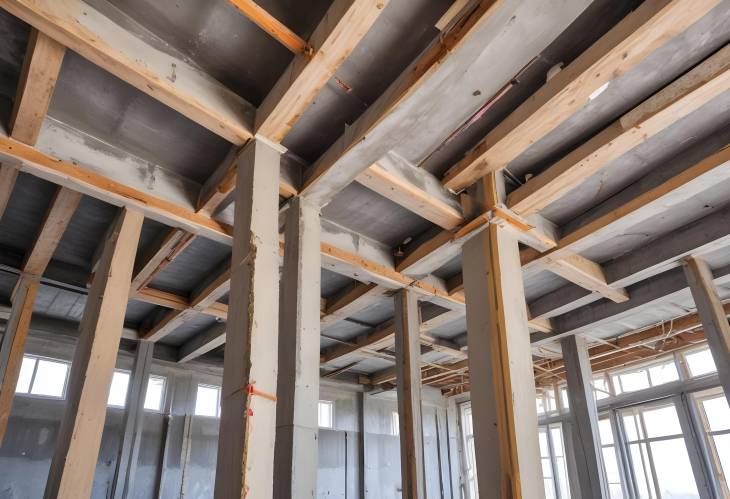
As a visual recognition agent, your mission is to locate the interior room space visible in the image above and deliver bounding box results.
[0,0,729,498]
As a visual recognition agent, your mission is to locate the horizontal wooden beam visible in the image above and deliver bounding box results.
[228,0,309,54]
[2,0,256,145]
[441,0,720,191]
[543,252,629,303]
[507,42,730,215]
[256,0,388,142]
[130,229,194,295]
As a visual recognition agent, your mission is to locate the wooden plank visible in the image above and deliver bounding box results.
[507,42,730,215]
[561,335,609,497]
[23,187,82,276]
[393,289,426,498]
[214,139,281,498]
[44,208,143,499]
[2,0,255,145]
[0,164,19,220]
[9,29,65,145]
[130,229,193,295]
[273,197,321,498]
[462,224,544,498]
[256,0,387,142]
[321,282,383,328]
[442,0,720,191]
[355,154,463,230]
[684,257,730,403]
[0,275,39,443]
[228,0,308,54]
[543,252,629,303]
[178,322,227,364]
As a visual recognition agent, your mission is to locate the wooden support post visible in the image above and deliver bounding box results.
[44,207,143,499]
[684,256,730,404]
[393,288,426,498]
[111,340,154,499]
[560,334,609,499]
[0,275,39,442]
[462,224,544,499]
[214,139,281,499]
[274,196,322,498]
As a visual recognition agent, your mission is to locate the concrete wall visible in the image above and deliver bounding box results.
[0,331,458,498]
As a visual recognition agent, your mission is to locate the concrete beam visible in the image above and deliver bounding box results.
[274,197,322,498]
[561,335,609,498]
[462,224,544,498]
[44,208,144,499]
[684,257,730,404]
[214,139,281,498]
[393,289,426,498]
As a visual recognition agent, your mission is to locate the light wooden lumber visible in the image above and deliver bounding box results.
[0,164,18,220]
[543,252,629,303]
[442,0,720,191]
[130,229,194,295]
[8,29,65,145]
[1,0,256,145]
[228,0,308,54]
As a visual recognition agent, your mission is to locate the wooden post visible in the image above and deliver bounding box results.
[44,207,144,499]
[111,340,154,499]
[560,334,609,498]
[0,275,39,442]
[462,223,544,499]
[273,196,322,498]
[394,288,426,498]
[214,138,281,499]
[684,256,730,404]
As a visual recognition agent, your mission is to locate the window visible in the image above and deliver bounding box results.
[598,416,625,498]
[391,411,400,436]
[144,375,166,411]
[620,402,700,498]
[558,384,570,412]
[694,389,730,496]
[684,347,717,377]
[107,370,130,407]
[536,386,559,416]
[593,374,612,400]
[611,359,679,395]
[539,424,571,499]
[460,403,478,499]
[318,400,334,428]
[194,384,221,417]
[15,355,69,399]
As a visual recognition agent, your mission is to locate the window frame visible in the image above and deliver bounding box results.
[107,369,131,409]
[194,383,222,418]
[317,400,334,429]
[15,354,70,400]
[143,374,167,413]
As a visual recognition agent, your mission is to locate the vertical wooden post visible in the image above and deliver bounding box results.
[273,196,322,498]
[394,288,426,498]
[684,256,730,404]
[462,223,544,499]
[44,207,144,499]
[0,275,39,442]
[561,334,609,498]
[214,138,281,499]
[111,340,154,499]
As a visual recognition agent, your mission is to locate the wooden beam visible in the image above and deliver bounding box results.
[44,208,143,498]
[178,322,226,363]
[0,276,39,443]
[543,252,629,304]
[684,257,730,404]
[0,164,18,220]
[214,139,281,498]
[462,223,543,497]
[9,29,65,145]
[321,282,384,329]
[273,197,321,498]
[507,42,730,215]
[256,0,388,142]
[130,229,194,295]
[442,0,720,191]
[2,0,255,145]
[355,154,464,230]
[228,0,308,54]
[393,289,426,498]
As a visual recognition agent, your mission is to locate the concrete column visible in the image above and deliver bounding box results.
[214,138,282,499]
[561,334,609,498]
[684,257,730,404]
[44,207,144,499]
[273,196,321,499]
[111,340,154,499]
[462,223,544,499]
[394,288,426,498]
[0,274,39,443]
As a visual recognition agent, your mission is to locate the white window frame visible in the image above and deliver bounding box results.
[194,383,222,418]
[143,374,167,413]
[15,354,70,400]
[318,400,334,429]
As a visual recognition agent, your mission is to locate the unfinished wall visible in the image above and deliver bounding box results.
[0,328,457,498]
